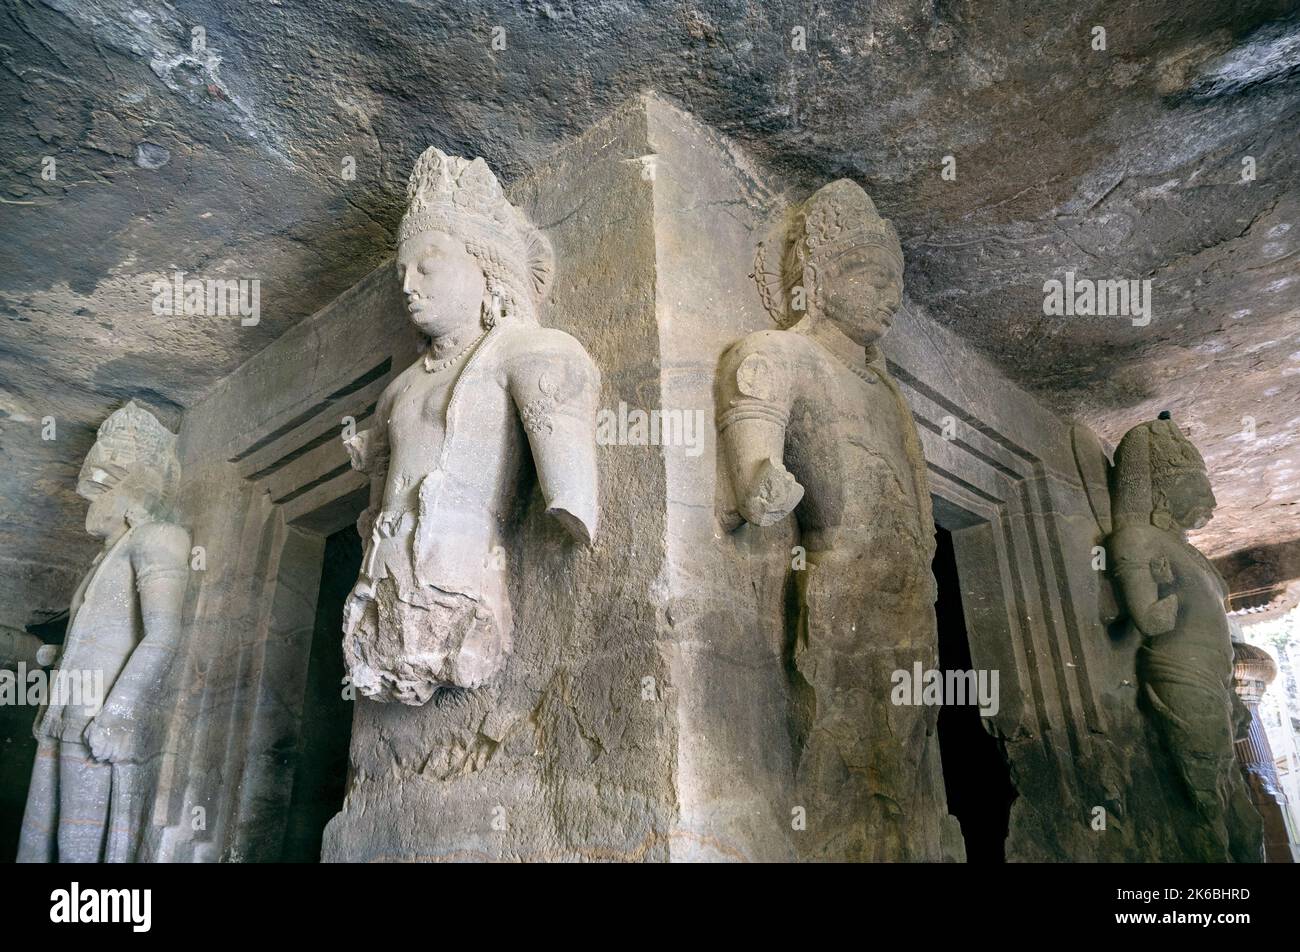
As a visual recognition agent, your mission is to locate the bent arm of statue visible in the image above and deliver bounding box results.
[716,336,802,528]
[1110,536,1179,637]
[507,328,601,545]
[344,408,391,542]
[86,522,191,764]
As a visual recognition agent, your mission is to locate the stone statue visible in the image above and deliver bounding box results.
[1,626,55,670]
[18,402,190,863]
[717,179,958,860]
[343,147,600,705]
[1106,413,1262,861]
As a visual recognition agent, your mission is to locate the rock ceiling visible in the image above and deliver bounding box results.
[1,0,1297,624]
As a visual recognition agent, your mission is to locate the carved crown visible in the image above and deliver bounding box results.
[797,179,903,268]
[754,178,904,327]
[1111,414,1212,529]
[398,147,553,308]
[79,401,181,519]
[93,400,177,462]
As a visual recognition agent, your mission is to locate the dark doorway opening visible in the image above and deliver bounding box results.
[932,525,1017,862]
[280,527,361,862]
[1,613,67,861]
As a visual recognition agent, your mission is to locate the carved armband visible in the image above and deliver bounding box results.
[508,330,601,544]
[135,564,188,596]
[718,350,793,432]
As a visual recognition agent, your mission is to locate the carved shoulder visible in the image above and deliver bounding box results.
[722,329,799,363]
[501,326,600,407]
[719,329,802,405]
[1106,525,1165,564]
[130,522,191,569]
[343,371,406,474]
[376,362,420,416]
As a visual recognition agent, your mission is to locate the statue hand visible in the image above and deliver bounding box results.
[85,707,135,764]
[740,458,805,527]
[342,429,372,472]
[32,707,60,743]
[1146,593,1179,635]
[356,506,377,543]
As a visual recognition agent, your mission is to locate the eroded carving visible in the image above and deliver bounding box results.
[0,627,54,670]
[719,179,957,860]
[343,147,600,705]
[18,402,190,863]
[1106,413,1262,861]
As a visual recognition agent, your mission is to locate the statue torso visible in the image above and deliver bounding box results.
[381,358,462,514]
[1110,522,1233,684]
[1145,529,1233,669]
[41,530,143,737]
[734,328,934,599]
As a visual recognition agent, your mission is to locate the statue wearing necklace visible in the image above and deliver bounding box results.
[717,179,957,860]
[342,148,600,706]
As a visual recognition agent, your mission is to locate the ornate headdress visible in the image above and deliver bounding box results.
[754,178,903,327]
[399,147,554,324]
[1111,412,1213,530]
[78,401,181,523]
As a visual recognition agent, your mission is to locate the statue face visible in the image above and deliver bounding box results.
[77,463,131,539]
[1165,469,1217,530]
[818,245,903,346]
[396,231,486,339]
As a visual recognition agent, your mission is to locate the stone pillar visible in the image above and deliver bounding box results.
[321,96,678,862]
[320,91,885,862]
[1231,640,1295,862]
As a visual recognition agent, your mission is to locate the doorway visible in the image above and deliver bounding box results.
[279,527,361,862]
[932,525,1017,862]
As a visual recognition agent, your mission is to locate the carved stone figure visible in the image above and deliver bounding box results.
[343,147,600,705]
[18,402,190,863]
[717,179,958,860]
[1106,413,1262,861]
[0,626,55,670]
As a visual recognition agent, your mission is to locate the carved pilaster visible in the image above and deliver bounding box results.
[1232,640,1296,862]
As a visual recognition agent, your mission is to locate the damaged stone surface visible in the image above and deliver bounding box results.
[2,1,1299,629]
[1105,415,1261,861]
[17,401,189,863]
[340,146,600,706]
[84,94,1261,864]
[716,178,961,859]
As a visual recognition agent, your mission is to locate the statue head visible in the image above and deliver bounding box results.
[756,178,904,345]
[1111,412,1216,532]
[77,402,181,539]
[396,147,554,340]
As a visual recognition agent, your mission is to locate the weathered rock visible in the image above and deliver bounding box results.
[14,93,1278,865]
[1106,414,1262,861]
[340,147,599,706]
[2,3,1298,632]
[17,402,189,863]
[716,178,961,859]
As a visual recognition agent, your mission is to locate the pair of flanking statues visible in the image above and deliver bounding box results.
[20,148,1260,862]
